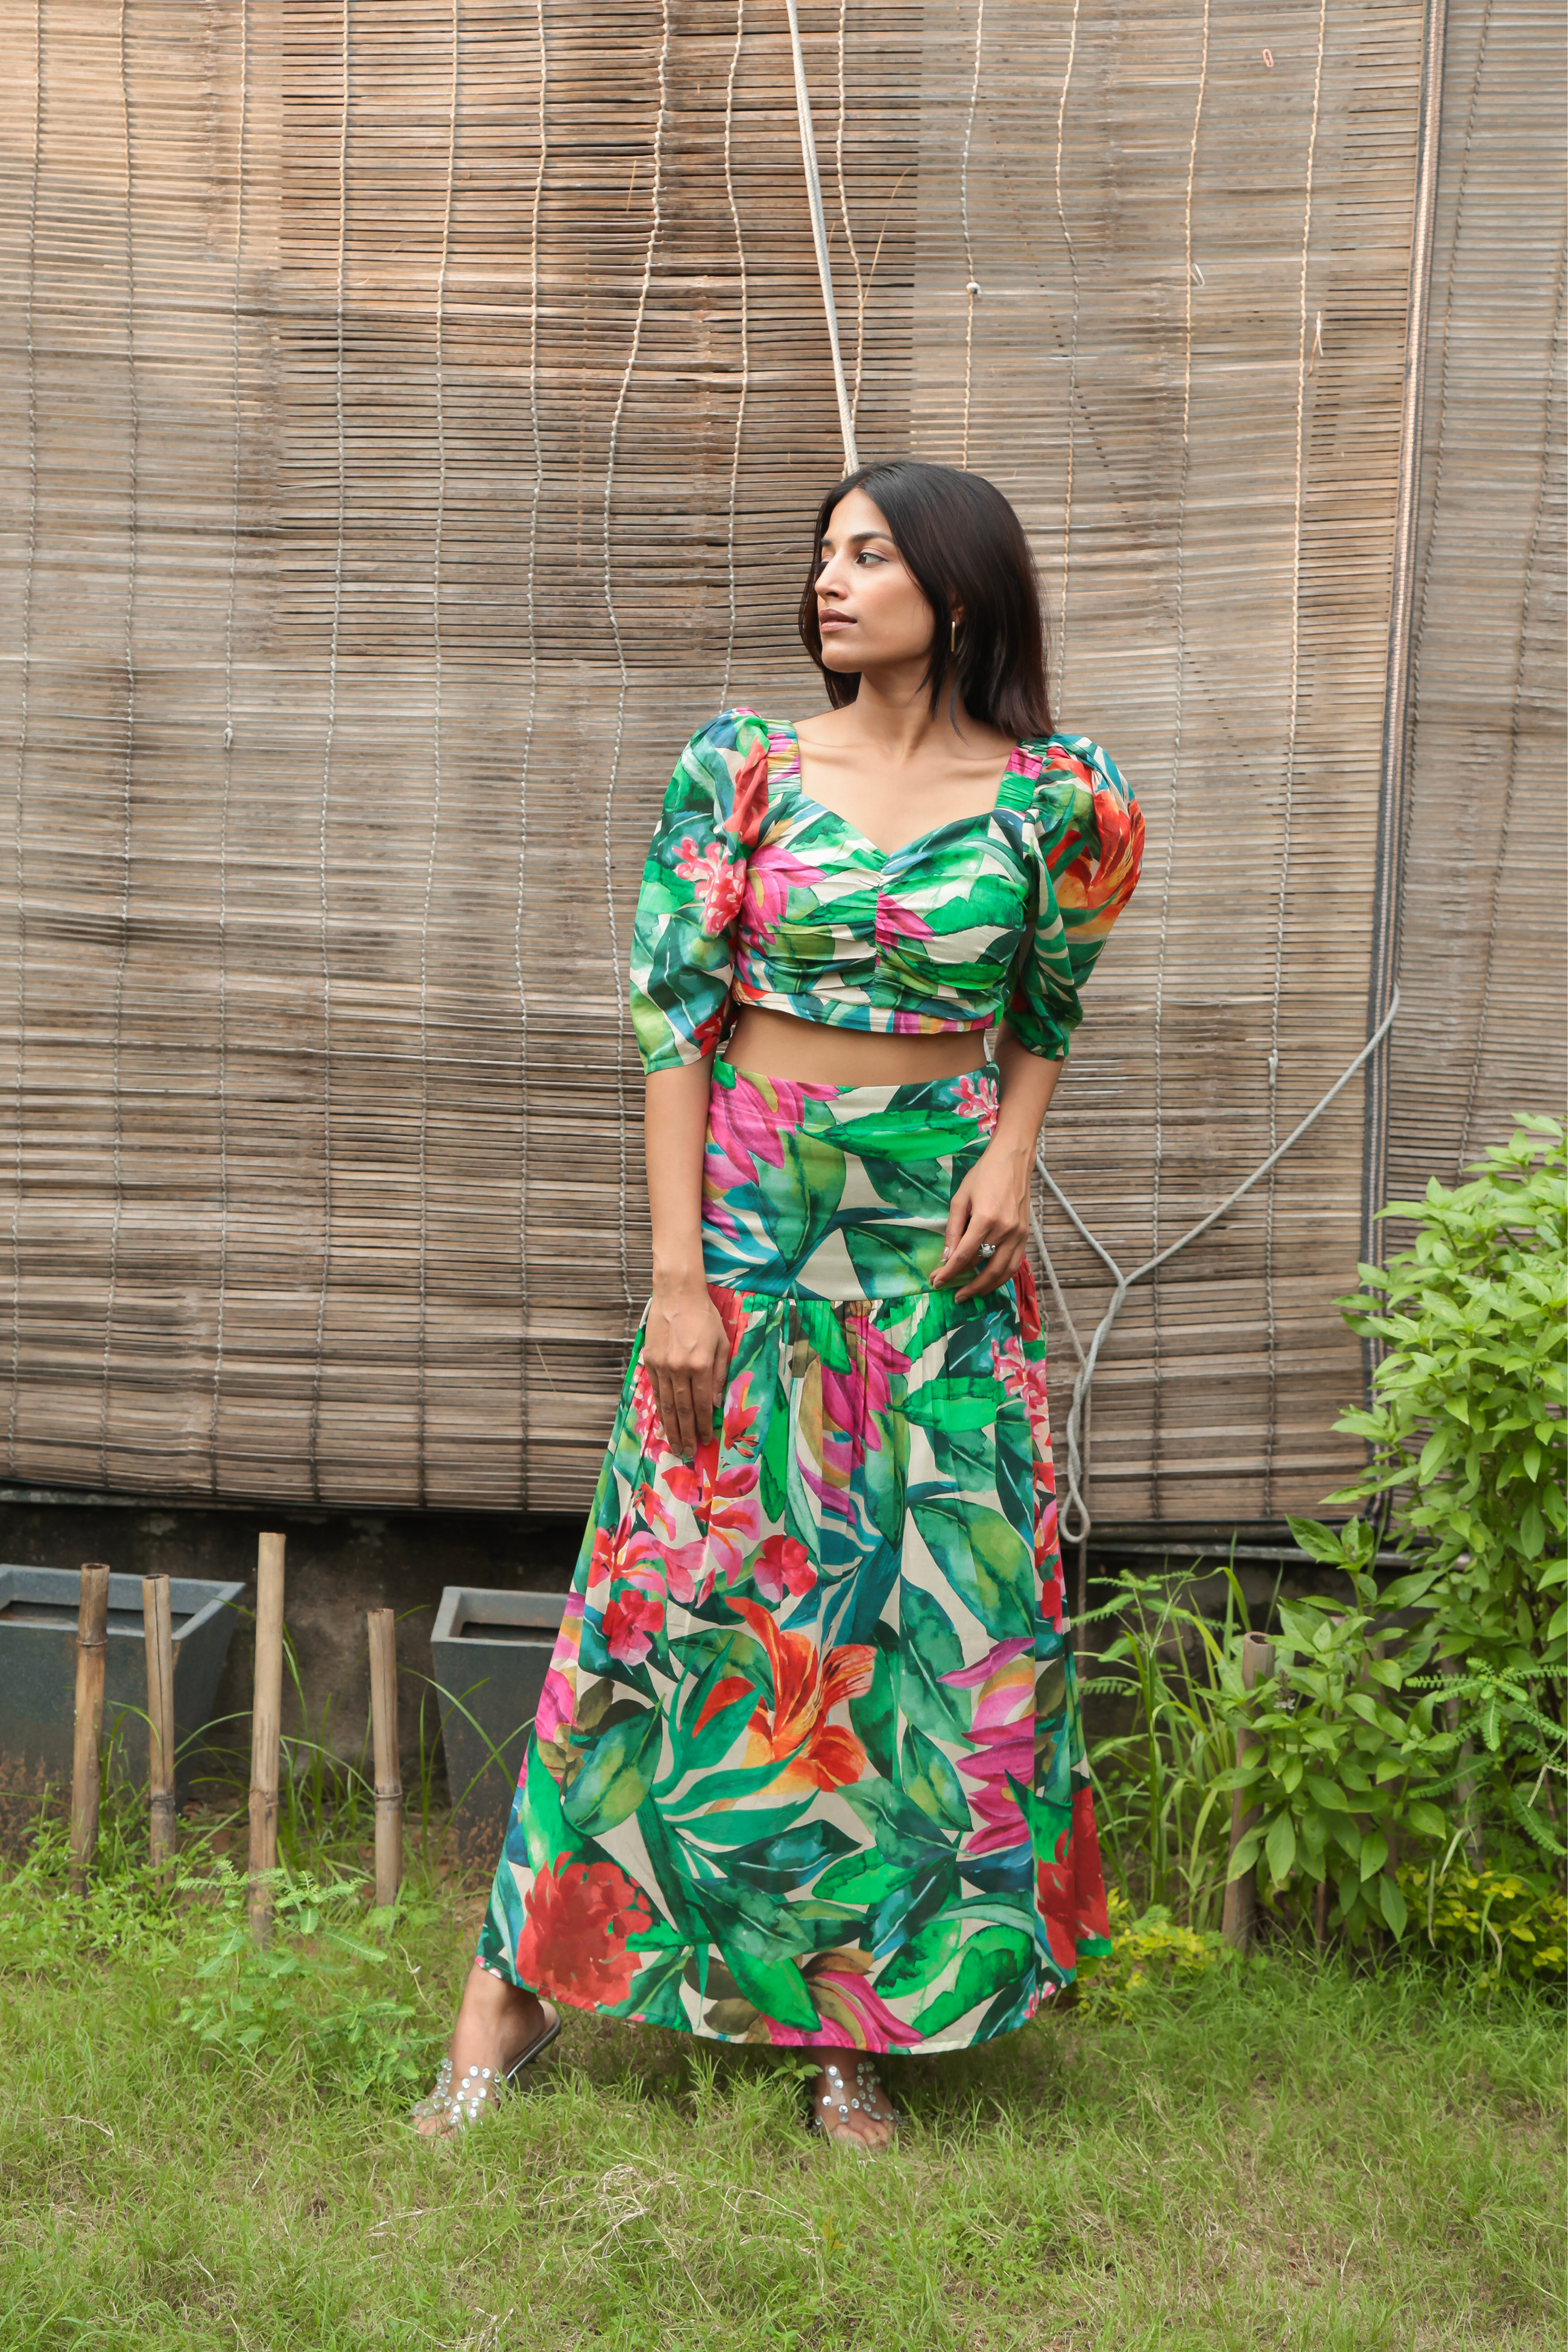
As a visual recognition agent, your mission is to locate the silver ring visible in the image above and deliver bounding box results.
[977,1242,996,1263]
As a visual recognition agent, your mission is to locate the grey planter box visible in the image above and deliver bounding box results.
[0,1564,244,1831]
[431,1585,569,1874]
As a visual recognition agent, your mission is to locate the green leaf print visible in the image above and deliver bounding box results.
[812,1850,911,1908]
[716,1819,859,1895]
[756,1125,844,1263]
[843,1222,941,1295]
[876,1908,964,1997]
[612,1944,690,2031]
[867,1857,958,1960]
[849,1633,898,1778]
[695,1880,822,2029]
[722,1946,820,2029]
[898,1585,970,1742]
[909,1923,1034,2040]
[561,1704,663,1838]
[902,1376,1002,1435]
[900,1721,972,1833]
[862,1409,910,1552]
[669,1626,773,1704]
[910,1497,1033,1640]
[838,1775,955,1862]
[827,1109,981,1163]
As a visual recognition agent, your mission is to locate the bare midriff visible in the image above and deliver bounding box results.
[722,1003,990,1086]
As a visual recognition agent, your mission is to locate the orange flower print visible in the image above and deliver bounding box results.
[731,1597,874,1795]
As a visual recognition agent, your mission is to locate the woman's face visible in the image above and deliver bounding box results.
[814,488,938,677]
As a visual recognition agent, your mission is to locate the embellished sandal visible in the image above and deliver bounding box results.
[807,2056,900,2149]
[409,2006,562,2133]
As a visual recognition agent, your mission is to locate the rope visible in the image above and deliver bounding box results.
[1150,0,1209,1522]
[8,0,42,1478]
[1041,987,1402,1548]
[101,0,139,1485]
[603,0,669,1336]
[1052,0,1081,698]
[309,0,351,1503]
[834,0,865,422]
[719,0,750,709]
[958,0,984,467]
[782,0,858,470]
[1359,0,1449,1391]
[210,0,249,1493]
[1262,0,1327,1517]
[416,0,460,1501]
[515,0,548,1509]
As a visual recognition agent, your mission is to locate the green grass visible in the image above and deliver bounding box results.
[0,1829,1561,2352]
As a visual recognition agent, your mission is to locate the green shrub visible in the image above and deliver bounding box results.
[1398,1859,1567,1985]
[1077,1888,1238,2015]
[1333,1114,1566,1678]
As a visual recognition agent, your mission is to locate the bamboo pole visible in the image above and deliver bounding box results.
[367,1608,403,1911]
[248,1532,286,1944]
[141,1573,178,1876]
[1221,1631,1276,1952]
[69,1564,113,1895]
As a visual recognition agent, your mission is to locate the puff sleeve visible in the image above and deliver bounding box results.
[628,709,773,1075]
[1005,733,1144,1061]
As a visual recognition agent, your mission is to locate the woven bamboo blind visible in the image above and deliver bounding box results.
[0,1,1558,1519]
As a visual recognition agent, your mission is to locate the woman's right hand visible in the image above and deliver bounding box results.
[643,1274,730,1460]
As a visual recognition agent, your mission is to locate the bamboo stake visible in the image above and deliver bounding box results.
[248,1532,286,1944]
[142,1573,178,1876]
[69,1564,112,1895]
[1221,1631,1275,1952]
[367,1607,403,1911]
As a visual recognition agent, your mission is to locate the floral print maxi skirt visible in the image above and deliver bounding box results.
[476,1058,1111,2050]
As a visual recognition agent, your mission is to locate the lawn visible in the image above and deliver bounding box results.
[1,1841,1561,2352]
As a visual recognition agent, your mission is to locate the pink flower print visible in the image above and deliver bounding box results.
[955,1072,999,1136]
[944,1640,1035,1857]
[873,891,934,950]
[628,1361,668,1459]
[749,1531,817,1605]
[722,1371,760,1457]
[738,839,826,945]
[704,1064,820,1191]
[764,1954,922,2050]
[991,1335,1030,1405]
[601,1583,663,1666]
[534,1591,584,1747]
[675,836,745,937]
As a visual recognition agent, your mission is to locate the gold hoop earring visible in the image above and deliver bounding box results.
[950,615,959,656]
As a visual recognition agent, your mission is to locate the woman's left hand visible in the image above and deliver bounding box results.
[934,1138,1033,1300]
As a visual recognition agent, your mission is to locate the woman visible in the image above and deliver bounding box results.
[415,460,1143,2149]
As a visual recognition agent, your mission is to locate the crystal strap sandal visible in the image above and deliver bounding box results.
[409,2008,562,2132]
[808,2056,900,2146]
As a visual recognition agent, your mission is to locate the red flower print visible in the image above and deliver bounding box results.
[675,836,745,937]
[665,1443,762,1584]
[732,1597,874,1795]
[515,1857,649,2008]
[727,739,771,847]
[750,1531,816,1604]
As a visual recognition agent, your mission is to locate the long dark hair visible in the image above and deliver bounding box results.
[797,460,1052,738]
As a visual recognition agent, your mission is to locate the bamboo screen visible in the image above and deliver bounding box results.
[0,1,1557,1520]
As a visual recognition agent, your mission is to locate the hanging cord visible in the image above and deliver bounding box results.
[782,0,858,469]
[1038,986,1401,1547]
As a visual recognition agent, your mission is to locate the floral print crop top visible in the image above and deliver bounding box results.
[629,707,1143,1075]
